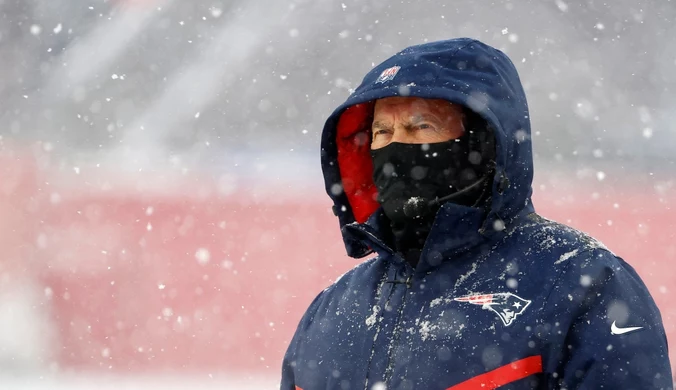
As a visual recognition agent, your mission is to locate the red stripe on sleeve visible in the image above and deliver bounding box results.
[447,355,543,390]
[295,387,303,390]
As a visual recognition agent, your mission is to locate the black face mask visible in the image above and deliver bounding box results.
[370,127,495,227]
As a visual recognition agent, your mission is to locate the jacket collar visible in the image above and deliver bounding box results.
[342,196,535,273]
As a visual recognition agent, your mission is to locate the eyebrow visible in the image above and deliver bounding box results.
[372,114,441,130]
[371,120,391,130]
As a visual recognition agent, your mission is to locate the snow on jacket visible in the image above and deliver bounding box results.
[281,38,672,390]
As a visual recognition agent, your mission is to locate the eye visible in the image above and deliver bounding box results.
[417,123,434,130]
[372,128,391,137]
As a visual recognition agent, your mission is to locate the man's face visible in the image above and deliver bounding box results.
[370,97,465,150]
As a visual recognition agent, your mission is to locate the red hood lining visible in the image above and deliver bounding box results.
[336,102,379,223]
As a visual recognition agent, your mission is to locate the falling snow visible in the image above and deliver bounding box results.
[195,248,211,265]
[0,1,673,388]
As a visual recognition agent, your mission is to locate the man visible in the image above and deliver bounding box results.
[281,38,672,389]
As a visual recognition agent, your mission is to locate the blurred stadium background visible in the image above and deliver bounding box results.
[0,0,674,388]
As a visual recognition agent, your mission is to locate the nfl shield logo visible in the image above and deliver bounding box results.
[375,65,401,83]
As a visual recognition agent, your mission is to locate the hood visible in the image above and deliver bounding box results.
[320,38,535,258]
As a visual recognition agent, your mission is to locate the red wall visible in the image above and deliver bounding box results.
[1,150,674,378]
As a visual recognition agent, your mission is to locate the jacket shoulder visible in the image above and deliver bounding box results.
[320,256,384,298]
[516,213,613,265]
[288,256,385,341]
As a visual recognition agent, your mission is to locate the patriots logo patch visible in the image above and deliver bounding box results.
[375,65,401,83]
[455,293,531,327]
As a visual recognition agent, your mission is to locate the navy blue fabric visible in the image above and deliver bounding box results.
[283,38,672,389]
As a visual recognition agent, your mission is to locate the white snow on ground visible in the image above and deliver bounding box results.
[3,375,279,390]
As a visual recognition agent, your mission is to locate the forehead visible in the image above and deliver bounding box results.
[373,96,460,117]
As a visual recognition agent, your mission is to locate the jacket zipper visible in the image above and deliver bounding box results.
[381,270,412,387]
[347,222,416,389]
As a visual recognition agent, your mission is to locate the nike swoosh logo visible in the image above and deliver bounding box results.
[611,321,643,335]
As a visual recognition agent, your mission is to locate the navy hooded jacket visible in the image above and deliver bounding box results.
[281,38,672,390]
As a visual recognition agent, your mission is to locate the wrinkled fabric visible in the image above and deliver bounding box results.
[281,38,672,390]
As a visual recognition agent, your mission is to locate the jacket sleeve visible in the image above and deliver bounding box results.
[544,248,672,389]
[280,290,326,390]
